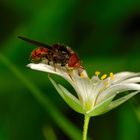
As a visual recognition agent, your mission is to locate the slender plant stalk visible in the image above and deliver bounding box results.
[83,115,90,140]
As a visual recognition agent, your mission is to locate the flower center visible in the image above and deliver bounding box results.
[85,100,93,112]
[95,71,115,92]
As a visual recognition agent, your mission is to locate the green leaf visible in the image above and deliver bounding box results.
[88,95,115,116]
[89,91,139,116]
[48,76,65,99]
[49,76,84,114]
[43,125,58,140]
[107,91,140,111]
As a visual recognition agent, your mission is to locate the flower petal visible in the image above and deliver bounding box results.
[112,72,140,84]
[27,63,60,75]
[27,63,73,82]
[97,83,140,103]
[121,77,140,83]
[49,76,84,114]
[71,76,91,104]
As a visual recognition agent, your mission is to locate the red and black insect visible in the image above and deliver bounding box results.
[18,36,83,72]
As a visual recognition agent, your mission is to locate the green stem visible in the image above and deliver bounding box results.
[83,115,90,140]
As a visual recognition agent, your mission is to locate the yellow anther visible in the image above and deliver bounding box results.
[101,74,107,80]
[110,72,114,80]
[80,72,85,78]
[95,71,101,76]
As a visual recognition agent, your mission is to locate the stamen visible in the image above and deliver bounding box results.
[101,74,107,80]
[110,72,114,80]
[95,71,101,76]
[80,71,86,78]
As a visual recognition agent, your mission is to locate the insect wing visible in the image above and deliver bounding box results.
[18,36,52,49]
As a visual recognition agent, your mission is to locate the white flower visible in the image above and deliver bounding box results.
[27,63,140,116]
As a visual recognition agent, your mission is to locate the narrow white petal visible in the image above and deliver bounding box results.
[27,63,73,83]
[112,72,140,84]
[97,83,140,103]
[114,72,137,78]
[27,63,60,75]
[121,77,140,83]
[72,76,91,104]
[90,81,104,105]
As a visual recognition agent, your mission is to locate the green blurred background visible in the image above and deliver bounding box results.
[0,0,140,140]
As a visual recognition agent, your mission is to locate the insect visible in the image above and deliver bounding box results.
[18,36,83,72]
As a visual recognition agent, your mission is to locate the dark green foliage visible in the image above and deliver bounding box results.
[0,0,140,139]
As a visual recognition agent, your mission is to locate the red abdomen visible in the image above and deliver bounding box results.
[68,53,80,67]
